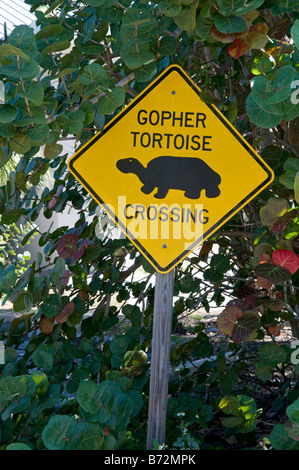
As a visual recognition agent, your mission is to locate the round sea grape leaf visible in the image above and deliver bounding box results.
[41,40,71,57]
[0,105,17,124]
[16,82,44,105]
[0,44,30,60]
[216,0,265,16]
[1,59,39,81]
[158,0,182,17]
[291,19,299,49]
[219,396,241,416]
[255,263,291,284]
[41,293,62,318]
[55,301,75,324]
[271,66,296,102]
[214,14,247,34]
[9,25,35,51]
[217,306,243,335]
[157,36,178,56]
[270,423,295,450]
[97,87,125,115]
[35,24,64,40]
[0,377,27,408]
[246,93,282,128]
[120,44,155,69]
[272,249,299,274]
[27,124,50,142]
[287,399,299,424]
[261,145,282,170]
[210,254,230,273]
[259,197,288,227]
[259,342,287,364]
[32,345,54,372]
[42,415,76,450]
[285,420,299,441]
[238,394,257,420]
[38,315,54,335]
[173,0,199,32]
[67,422,104,450]
[79,63,109,86]
[134,62,157,83]
[230,315,260,344]
[76,380,101,414]
[57,233,79,259]
[6,443,31,450]
[255,360,273,381]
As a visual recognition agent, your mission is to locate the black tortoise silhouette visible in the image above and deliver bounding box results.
[116,156,221,200]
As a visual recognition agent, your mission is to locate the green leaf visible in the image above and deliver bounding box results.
[9,25,35,51]
[158,0,182,17]
[216,0,265,16]
[221,416,243,427]
[97,88,125,115]
[259,197,289,227]
[10,133,33,154]
[157,36,177,57]
[287,399,299,424]
[35,24,64,40]
[173,0,199,32]
[1,59,39,81]
[255,360,273,381]
[41,40,71,57]
[0,266,18,293]
[270,423,295,450]
[0,376,26,408]
[291,20,299,50]
[76,380,101,414]
[255,263,291,284]
[79,63,109,86]
[63,110,85,134]
[214,14,247,34]
[210,254,230,273]
[32,345,54,372]
[27,124,50,142]
[259,342,287,364]
[42,415,76,450]
[68,421,104,450]
[44,142,63,159]
[135,62,157,83]
[16,82,44,105]
[246,93,282,129]
[0,105,17,124]
[41,294,62,318]
[0,44,30,60]
[6,443,31,450]
[219,396,241,415]
[120,43,155,69]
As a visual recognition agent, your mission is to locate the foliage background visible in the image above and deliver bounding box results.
[0,0,299,450]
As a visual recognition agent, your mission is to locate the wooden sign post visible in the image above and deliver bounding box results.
[146,270,174,450]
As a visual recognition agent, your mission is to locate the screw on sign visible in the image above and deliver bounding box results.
[67,65,274,449]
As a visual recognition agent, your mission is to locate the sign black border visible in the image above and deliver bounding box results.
[68,65,273,273]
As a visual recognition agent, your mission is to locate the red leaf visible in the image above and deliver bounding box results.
[228,37,250,59]
[55,302,75,323]
[39,315,54,335]
[72,237,90,261]
[272,249,299,274]
[257,276,272,289]
[57,234,79,259]
[217,306,243,335]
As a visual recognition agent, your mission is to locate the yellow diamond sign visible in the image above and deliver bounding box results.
[67,65,274,273]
